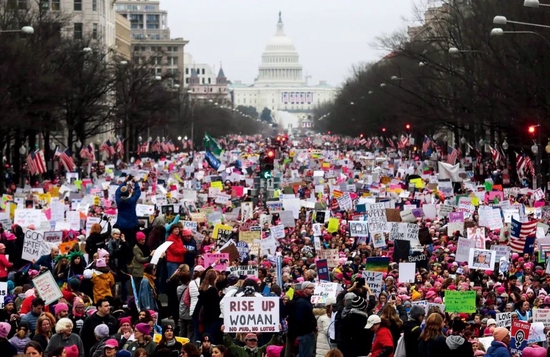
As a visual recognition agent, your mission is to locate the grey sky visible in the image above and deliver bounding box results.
[162,0,419,87]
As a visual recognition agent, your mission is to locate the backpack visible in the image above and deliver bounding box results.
[183,285,191,308]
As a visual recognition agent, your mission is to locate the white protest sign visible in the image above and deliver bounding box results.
[496,312,511,328]
[456,238,476,263]
[215,193,231,205]
[183,221,198,232]
[270,225,285,239]
[85,217,101,236]
[136,204,155,217]
[319,249,339,268]
[491,245,511,262]
[223,297,280,333]
[366,203,387,233]
[32,271,63,305]
[362,270,383,296]
[228,265,258,277]
[66,211,81,231]
[151,241,173,265]
[533,309,550,325]
[0,282,7,309]
[14,209,43,228]
[311,282,340,305]
[22,229,51,262]
[398,262,416,283]
[43,231,63,244]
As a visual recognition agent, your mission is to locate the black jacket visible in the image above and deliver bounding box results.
[445,335,474,357]
[79,313,118,357]
[338,309,371,357]
[403,319,422,357]
[287,293,316,338]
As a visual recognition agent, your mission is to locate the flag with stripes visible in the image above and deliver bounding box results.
[490,146,502,165]
[516,152,534,178]
[167,140,176,152]
[28,150,47,175]
[447,146,458,165]
[55,148,76,172]
[509,218,537,252]
[26,152,37,175]
[138,141,149,154]
[99,140,116,156]
[80,143,95,161]
[115,139,124,155]
[150,140,160,153]
[422,136,432,153]
[373,137,381,148]
[400,135,409,148]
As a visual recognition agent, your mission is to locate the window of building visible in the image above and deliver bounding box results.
[208,78,211,84]
[92,0,97,11]
[210,88,213,92]
[167,57,177,66]
[155,68,162,75]
[74,0,81,10]
[186,78,189,84]
[92,23,98,39]
[185,68,189,74]
[39,0,49,10]
[144,5,156,10]
[202,68,205,75]
[201,78,204,84]
[51,0,60,10]
[73,22,83,39]
[149,34,160,40]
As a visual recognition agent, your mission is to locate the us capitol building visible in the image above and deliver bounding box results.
[230,12,336,133]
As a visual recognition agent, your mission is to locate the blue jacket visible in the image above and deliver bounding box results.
[165,214,180,239]
[182,237,198,267]
[486,341,511,357]
[139,276,158,311]
[115,182,140,229]
[32,254,55,272]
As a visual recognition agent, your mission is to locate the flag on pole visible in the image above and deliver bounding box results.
[447,146,458,165]
[137,141,149,154]
[115,139,124,155]
[80,143,95,161]
[55,148,76,172]
[204,133,222,156]
[400,135,409,148]
[510,218,537,252]
[490,146,502,165]
[99,140,116,157]
[422,136,432,153]
[26,152,37,175]
[516,152,535,178]
[167,140,175,152]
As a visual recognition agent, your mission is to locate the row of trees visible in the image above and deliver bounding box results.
[317,0,550,158]
[0,4,265,191]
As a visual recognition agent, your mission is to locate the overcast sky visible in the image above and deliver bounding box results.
[161,0,420,87]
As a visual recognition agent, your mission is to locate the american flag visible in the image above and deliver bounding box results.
[373,137,381,148]
[161,140,170,153]
[447,146,458,164]
[490,146,502,165]
[167,140,176,152]
[115,139,124,155]
[509,218,537,252]
[79,143,95,161]
[516,152,534,178]
[365,137,372,148]
[55,148,76,172]
[422,136,432,153]
[26,151,46,175]
[400,135,409,148]
[387,138,396,149]
[468,143,482,163]
[99,140,116,156]
[137,141,149,154]
[150,140,160,152]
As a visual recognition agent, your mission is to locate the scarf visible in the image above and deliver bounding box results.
[143,273,158,299]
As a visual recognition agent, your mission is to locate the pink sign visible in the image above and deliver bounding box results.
[203,253,230,271]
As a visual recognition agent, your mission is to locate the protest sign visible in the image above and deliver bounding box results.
[270,225,285,239]
[136,204,155,217]
[349,221,369,237]
[444,290,476,313]
[236,241,249,260]
[398,262,416,283]
[311,282,340,305]
[22,229,51,262]
[533,309,550,325]
[362,270,383,295]
[43,231,63,244]
[212,224,233,241]
[496,312,511,328]
[151,241,172,265]
[316,259,330,281]
[182,221,198,232]
[510,320,530,356]
[456,238,476,263]
[318,249,339,267]
[223,297,280,333]
[528,322,545,344]
[228,265,258,277]
[204,253,230,271]
[239,230,261,244]
[365,257,390,272]
[366,203,387,233]
[0,282,7,309]
[14,209,42,228]
[85,217,101,236]
[469,248,496,270]
[32,271,63,305]
[492,245,511,262]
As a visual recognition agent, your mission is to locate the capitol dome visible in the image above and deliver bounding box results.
[255,12,305,87]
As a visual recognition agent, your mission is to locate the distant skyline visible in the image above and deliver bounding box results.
[161,0,420,87]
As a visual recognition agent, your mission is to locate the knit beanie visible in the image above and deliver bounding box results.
[0,322,11,339]
[94,324,110,339]
[65,345,79,357]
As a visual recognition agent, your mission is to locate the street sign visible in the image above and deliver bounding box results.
[266,178,274,189]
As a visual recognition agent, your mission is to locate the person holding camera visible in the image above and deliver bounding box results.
[114,175,141,247]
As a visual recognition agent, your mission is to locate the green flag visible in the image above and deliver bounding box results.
[203,133,222,156]
[484,181,493,192]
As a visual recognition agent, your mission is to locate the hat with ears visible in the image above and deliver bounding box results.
[0,322,11,339]
[96,258,107,268]
[98,249,109,259]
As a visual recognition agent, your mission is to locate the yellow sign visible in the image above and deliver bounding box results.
[211,181,223,189]
[239,230,261,244]
[93,196,100,206]
[410,178,425,189]
[327,218,339,233]
[212,223,232,239]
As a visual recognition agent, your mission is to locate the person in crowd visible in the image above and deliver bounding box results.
[211,344,228,357]
[25,340,45,357]
[54,302,70,320]
[65,345,81,357]
[84,258,115,303]
[22,298,45,332]
[80,299,118,357]
[182,343,201,357]
[0,243,13,282]
[515,300,532,321]
[0,295,19,339]
[68,251,87,280]
[222,330,279,357]
[139,264,159,311]
[182,229,198,269]
[198,270,222,344]
[486,327,512,357]
[314,296,334,357]
[418,313,447,357]
[177,271,192,338]
[32,314,54,351]
[114,176,141,247]
[380,301,404,347]
[199,333,213,357]
[86,223,112,257]
[68,297,86,335]
[166,223,186,278]
[62,278,83,305]
[446,317,474,357]
[365,314,393,357]
[286,281,316,357]
[107,229,132,301]
[155,323,182,355]
[113,317,133,349]
[90,324,112,357]
[189,265,204,343]
[403,305,425,357]
[338,295,370,357]
[131,232,154,294]
[125,323,157,355]
[45,318,84,357]
[98,339,119,357]
[9,321,31,354]
[33,247,60,273]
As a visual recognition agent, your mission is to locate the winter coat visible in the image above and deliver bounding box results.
[79,312,118,356]
[126,339,157,356]
[85,225,112,256]
[84,269,115,303]
[177,284,191,320]
[0,253,13,279]
[0,338,17,357]
[9,335,30,354]
[139,275,158,311]
[183,237,198,267]
[223,333,279,357]
[198,286,221,324]
[418,335,448,357]
[130,244,151,278]
[286,293,316,339]
[315,313,331,357]
[337,308,371,357]
[189,278,201,316]
[371,326,394,357]
[45,333,85,357]
[403,320,422,357]
[106,238,131,273]
[166,234,186,263]
[115,182,140,229]
[486,341,511,357]
[446,335,474,357]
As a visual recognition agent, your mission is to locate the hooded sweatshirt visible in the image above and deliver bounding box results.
[445,335,474,357]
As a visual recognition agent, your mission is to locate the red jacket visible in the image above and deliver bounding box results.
[0,254,12,279]
[166,234,186,263]
[371,326,394,357]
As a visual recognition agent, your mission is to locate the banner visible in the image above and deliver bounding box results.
[223,297,280,333]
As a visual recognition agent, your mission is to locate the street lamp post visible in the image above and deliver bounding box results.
[490,28,550,47]
[0,26,34,34]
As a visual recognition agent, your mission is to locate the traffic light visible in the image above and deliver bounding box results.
[260,150,275,179]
